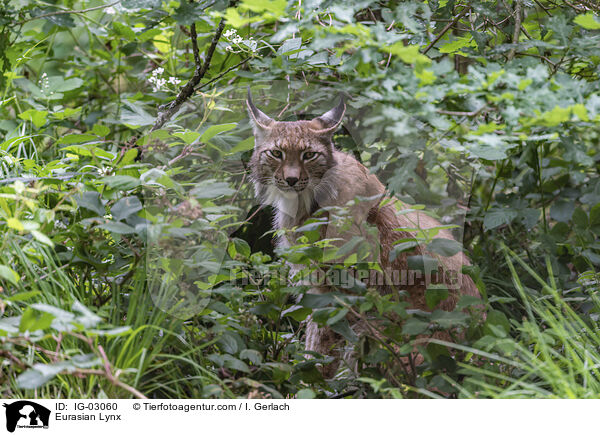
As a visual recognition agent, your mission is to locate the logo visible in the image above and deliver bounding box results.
[3,401,50,433]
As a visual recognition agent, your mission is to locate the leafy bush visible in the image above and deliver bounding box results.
[0,0,598,398]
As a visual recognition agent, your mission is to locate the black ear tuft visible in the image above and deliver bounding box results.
[246,87,274,132]
[313,95,346,132]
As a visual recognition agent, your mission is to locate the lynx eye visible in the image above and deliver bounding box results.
[302,151,317,160]
[269,149,283,159]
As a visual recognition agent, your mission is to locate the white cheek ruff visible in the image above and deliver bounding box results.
[252,164,340,227]
[254,184,313,225]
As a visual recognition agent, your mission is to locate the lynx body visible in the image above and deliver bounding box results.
[246,91,481,376]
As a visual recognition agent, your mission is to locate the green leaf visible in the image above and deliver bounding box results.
[240,0,287,16]
[427,238,462,257]
[279,37,302,55]
[456,295,483,310]
[430,309,469,328]
[120,101,155,127]
[173,130,201,144]
[7,290,41,302]
[61,145,114,159]
[75,191,105,215]
[58,133,98,145]
[326,308,349,326]
[17,362,73,389]
[32,230,54,247]
[122,0,162,9]
[439,35,476,54]
[18,109,48,128]
[92,124,110,137]
[402,318,429,335]
[467,135,516,160]
[51,77,84,92]
[407,255,439,272]
[0,265,20,285]
[44,12,75,28]
[98,221,136,234]
[425,284,449,309]
[52,107,81,120]
[88,326,132,337]
[240,349,263,365]
[72,300,102,328]
[19,307,54,332]
[111,196,143,221]
[173,1,210,25]
[190,180,235,199]
[389,240,419,262]
[31,303,75,323]
[384,42,430,65]
[232,238,251,258]
[200,123,237,142]
[228,136,254,154]
[550,200,574,223]
[7,217,24,231]
[484,209,518,230]
[574,13,600,30]
[484,309,511,337]
[100,175,141,190]
[297,388,316,399]
[113,22,137,40]
[282,305,311,322]
[330,318,358,343]
[572,207,588,228]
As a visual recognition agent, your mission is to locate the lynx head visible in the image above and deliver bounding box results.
[246,90,345,207]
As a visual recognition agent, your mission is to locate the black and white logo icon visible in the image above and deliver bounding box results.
[3,401,50,433]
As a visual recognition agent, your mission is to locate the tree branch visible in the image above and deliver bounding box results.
[507,0,523,61]
[422,7,469,54]
[436,106,489,117]
[151,1,238,132]
[196,57,250,92]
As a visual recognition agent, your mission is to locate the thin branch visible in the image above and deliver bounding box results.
[19,0,121,25]
[196,57,250,92]
[0,350,27,369]
[75,369,148,399]
[151,0,238,132]
[515,51,556,68]
[533,0,553,16]
[436,106,488,117]
[190,22,202,67]
[507,0,523,61]
[97,345,148,399]
[422,7,469,54]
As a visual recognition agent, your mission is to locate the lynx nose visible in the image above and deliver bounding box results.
[285,177,299,186]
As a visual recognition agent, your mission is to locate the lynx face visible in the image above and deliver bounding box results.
[251,122,334,194]
[246,91,346,221]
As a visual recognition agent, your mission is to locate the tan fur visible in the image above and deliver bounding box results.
[246,93,482,377]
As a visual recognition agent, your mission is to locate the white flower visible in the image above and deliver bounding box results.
[153,67,164,76]
[97,166,112,176]
[168,77,181,85]
[244,40,258,52]
[105,6,116,15]
[225,45,234,52]
[54,220,67,230]
[232,36,243,44]
[224,29,237,38]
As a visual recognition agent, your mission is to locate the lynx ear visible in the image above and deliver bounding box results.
[311,95,346,136]
[246,88,273,141]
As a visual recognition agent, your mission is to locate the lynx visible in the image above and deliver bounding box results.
[246,90,481,377]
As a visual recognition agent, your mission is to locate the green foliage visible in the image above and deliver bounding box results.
[0,0,598,398]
